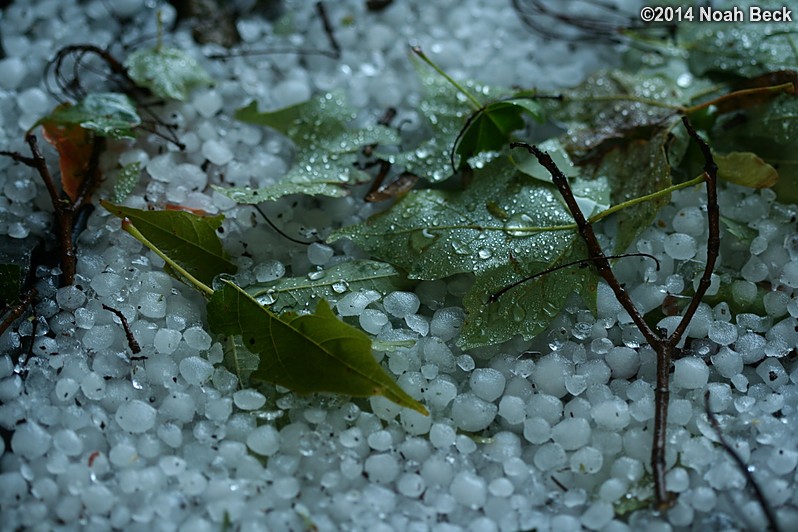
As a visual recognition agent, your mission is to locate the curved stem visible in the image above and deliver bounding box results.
[411,46,483,111]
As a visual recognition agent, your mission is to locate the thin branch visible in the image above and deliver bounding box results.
[704,392,780,532]
[253,205,319,246]
[510,116,719,510]
[0,289,37,338]
[315,2,341,58]
[102,304,141,354]
[510,141,661,348]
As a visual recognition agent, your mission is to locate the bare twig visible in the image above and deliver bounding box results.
[704,392,780,532]
[253,205,319,246]
[102,304,141,354]
[315,2,341,58]
[510,115,719,509]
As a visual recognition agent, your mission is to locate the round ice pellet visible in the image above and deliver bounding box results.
[307,243,334,266]
[179,356,213,385]
[450,393,497,431]
[11,421,51,459]
[570,446,603,474]
[673,357,709,389]
[359,309,389,334]
[469,368,505,402]
[450,471,486,509]
[115,400,156,433]
[246,425,280,456]
[364,453,399,483]
[383,291,421,318]
[664,233,697,260]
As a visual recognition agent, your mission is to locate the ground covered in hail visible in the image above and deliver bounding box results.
[1,0,798,531]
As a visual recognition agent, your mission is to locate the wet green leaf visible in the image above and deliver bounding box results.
[715,151,779,188]
[376,60,524,182]
[331,157,595,348]
[595,128,674,254]
[246,260,405,313]
[223,335,259,387]
[111,161,142,203]
[221,92,400,202]
[43,93,140,139]
[125,46,213,101]
[678,2,798,78]
[454,98,543,168]
[101,200,237,287]
[207,280,428,414]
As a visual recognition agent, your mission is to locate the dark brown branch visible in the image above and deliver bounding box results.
[510,141,661,348]
[510,116,719,510]
[102,304,140,354]
[704,392,780,532]
[0,288,37,338]
[315,2,341,58]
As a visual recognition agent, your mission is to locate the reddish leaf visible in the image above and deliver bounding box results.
[41,112,95,203]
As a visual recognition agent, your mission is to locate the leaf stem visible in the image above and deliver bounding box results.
[411,46,483,111]
[684,82,795,115]
[122,220,215,297]
[586,174,705,224]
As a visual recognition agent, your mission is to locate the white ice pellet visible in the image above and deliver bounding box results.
[665,467,690,492]
[450,393,497,432]
[364,453,400,483]
[383,291,421,318]
[179,356,214,386]
[397,473,426,498]
[605,346,639,379]
[533,442,567,471]
[780,260,798,288]
[359,309,389,334]
[469,368,506,402]
[581,501,614,530]
[531,353,572,398]
[498,395,525,425]
[115,400,157,433]
[571,446,603,474]
[10,421,51,459]
[307,243,334,265]
[757,358,788,389]
[136,291,167,319]
[523,417,551,444]
[708,320,737,346]
[246,425,280,456]
[154,328,182,354]
[183,326,212,350]
[664,233,696,260]
[591,399,630,431]
[430,423,457,448]
[193,89,223,118]
[55,378,79,402]
[202,139,234,166]
[672,207,704,236]
[0,57,26,89]
[551,417,591,451]
[711,347,743,378]
[673,357,709,389]
[233,389,267,410]
[429,307,464,341]
[450,471,487,509]
[254,260,285,282]
[336,290,380,316]
[55,286,86,310]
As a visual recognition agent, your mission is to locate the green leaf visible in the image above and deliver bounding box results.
[223,335,260,388]
[100,200,237,287]
[678,2,798,78]
[331,157,592,348]
[220,92,400,202]
[207,280,428,414]
[454,98,543,168]
[710,93,798,204]
[125,46,213,101]
[44,93,141,139]
[595,128,674,254]
[246,260,405,313]
[715,151,779,188]
[375,60,513,182]
[0,263,21,306]
[111,161,142,203]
